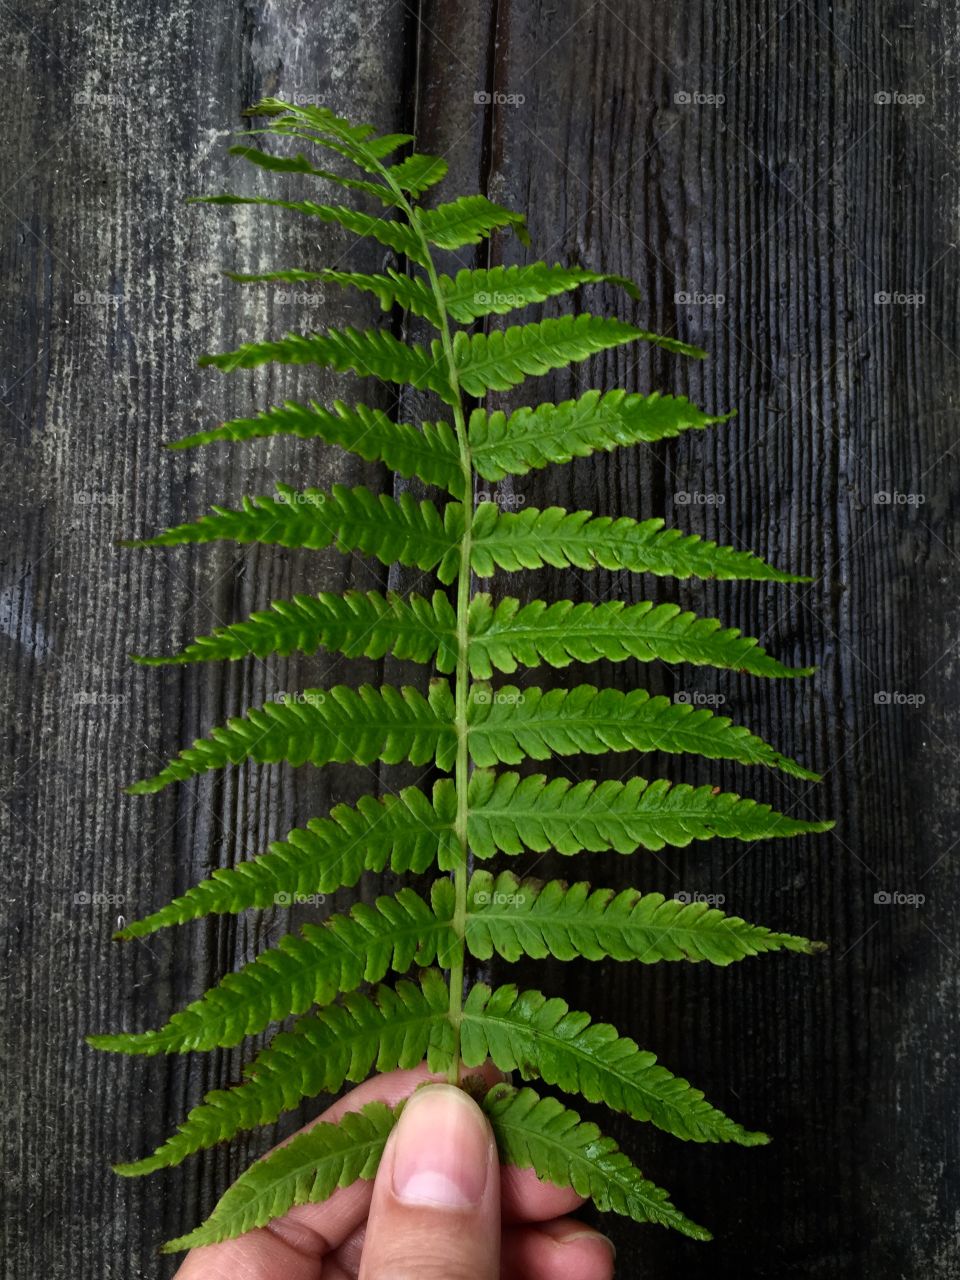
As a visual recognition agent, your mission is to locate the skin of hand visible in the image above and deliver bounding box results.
[173,1062,616,1280]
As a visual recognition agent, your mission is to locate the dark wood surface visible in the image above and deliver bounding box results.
[3,2,960,1275]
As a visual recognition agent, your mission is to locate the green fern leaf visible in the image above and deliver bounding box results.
[467,768,832,856]
[225,145,396,203]
[190,194,427,264]
[196,328,454,402]
[466,684,819,779]
[224,268,441,326]
[246,98,414,168]
[170,400,465,497]
[462,981,764,1145]
[114,973,452,1175]
[464,870,822,964]
[385,151,449,195]
[466,593,812,678]
[115,781,458,939]
[469,390,733,481]
[93,98,834,1254]
[439,263,641,323]
[88,885,455,1053]
[470,502,808,582]
[126,485,465,583]
[452,314,704,397]
[161,1098,399,1252]
[134,589,458,671]
[415,194,529,249]
[126,681,457,795]
[483,1084,710,1239]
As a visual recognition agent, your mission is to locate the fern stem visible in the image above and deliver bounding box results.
[377,164,473,1085]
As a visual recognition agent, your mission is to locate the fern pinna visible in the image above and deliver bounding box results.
[89,98,833,1253]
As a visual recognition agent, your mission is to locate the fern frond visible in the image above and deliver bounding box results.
[483,1084,710,1239]
[464,870,822,964]
[469,390,733,481]
[467,769,832,856]
[170,400,465,497]
[96,99,833,1254]
[190,195,427,265]
[463,982,764,1145]
[134,589,458,672]
[126,681,457,795]
[127,485,465,583]
[196,328,454,402]
[439,263,641,323]
[466,684,819,779]
[466,594,813,679]
[452,314,704,397]
[161,1099,399,1252]
[225,145,396,203]
[224,268,441,326]
[115,973,452,1175]
[224,145,447,204]
[470,502,808,582]
[385,151,449,195]
[415,194,529,250]
[115,781,458,939]
[247,98,414,168]
[88,886,455,1053]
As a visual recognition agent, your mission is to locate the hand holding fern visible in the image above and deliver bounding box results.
[174,1064,616,1280]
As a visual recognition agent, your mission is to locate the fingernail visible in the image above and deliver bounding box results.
[392,1084,491,1208]
[561,1229,617,1259]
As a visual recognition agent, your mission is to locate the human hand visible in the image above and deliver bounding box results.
[173,1062,616,1279]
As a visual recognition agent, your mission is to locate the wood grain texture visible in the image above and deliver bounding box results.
[2,1,959,1276]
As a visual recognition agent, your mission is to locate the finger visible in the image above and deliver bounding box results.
[502,1219,616,1280]
[358,1083,501,1280]
[174,1063,501,1280]
[500,1163,587,1223]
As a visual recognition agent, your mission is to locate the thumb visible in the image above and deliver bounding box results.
[358,1083,500,1280]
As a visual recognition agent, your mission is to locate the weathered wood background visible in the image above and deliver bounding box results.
[3,1,960,1275]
